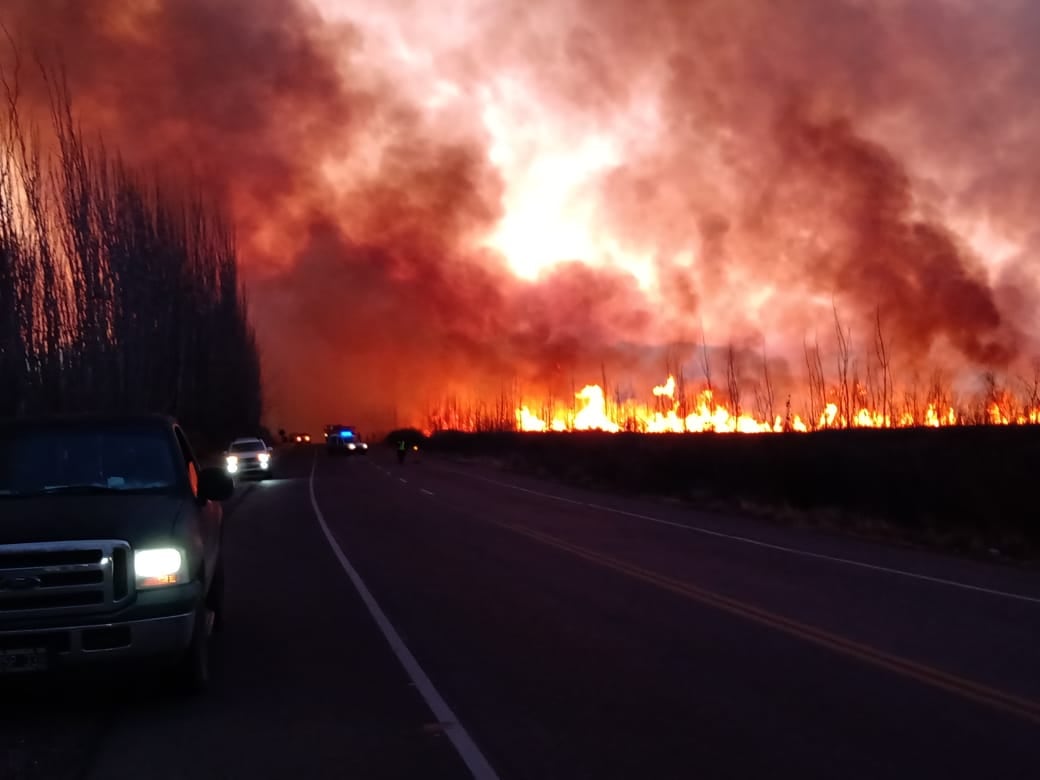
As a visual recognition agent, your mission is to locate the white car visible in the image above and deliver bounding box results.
[223,438,274,479]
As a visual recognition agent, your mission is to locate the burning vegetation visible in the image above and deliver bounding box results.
[424,308,1040,434]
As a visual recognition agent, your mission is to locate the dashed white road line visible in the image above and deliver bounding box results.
[441,469,1040,605]
[309,456,498,780]
[421,488,435,496]
[399,477,408,484]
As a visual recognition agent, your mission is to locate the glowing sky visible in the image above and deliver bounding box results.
[4,0,1038,428]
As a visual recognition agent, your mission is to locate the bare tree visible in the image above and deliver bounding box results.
[803,338,817,427]
[982,371,1017,424]
[725,342,741,417]
[904,368,922,425]
[928,369,951,423]
[873,306,891,426]
[0,59,263,442]
[1018,358,1040,423]
[850,359,864,426]
[699,322,713,398]
[833,303,851,428]
[804,336,827,428]
[864,343,878,419]
[676,364,688,420]
[761,338,776,423]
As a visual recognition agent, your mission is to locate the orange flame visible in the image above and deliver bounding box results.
[512,376,982,434]
[573,385,620,432]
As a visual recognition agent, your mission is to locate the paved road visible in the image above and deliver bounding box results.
[4,445,1040,778]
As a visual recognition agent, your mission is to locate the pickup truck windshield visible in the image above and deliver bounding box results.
[0,428,178,497]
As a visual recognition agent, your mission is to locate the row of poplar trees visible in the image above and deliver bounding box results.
[0,76,262,447]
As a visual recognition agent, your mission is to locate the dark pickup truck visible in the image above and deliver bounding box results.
[0,415,234,692]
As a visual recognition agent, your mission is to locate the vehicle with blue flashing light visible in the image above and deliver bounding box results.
[0,414,233,692]
[224,437,274,479]
[325,425,368,455]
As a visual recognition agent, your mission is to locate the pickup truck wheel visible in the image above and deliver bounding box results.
[176,606,212,694]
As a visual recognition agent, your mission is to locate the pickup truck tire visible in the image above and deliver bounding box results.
[175,605,212,694]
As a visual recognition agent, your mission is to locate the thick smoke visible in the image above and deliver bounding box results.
[3,0,1037,430]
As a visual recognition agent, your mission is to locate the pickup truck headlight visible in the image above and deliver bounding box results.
[225,455,238,473]
[135,548,185,588]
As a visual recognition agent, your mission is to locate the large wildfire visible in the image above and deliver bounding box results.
[3,1,1040,434]
[511,375,1040,435]
[424,365,1040,435]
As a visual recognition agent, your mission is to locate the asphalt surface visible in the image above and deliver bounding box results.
[3,444,1040,779]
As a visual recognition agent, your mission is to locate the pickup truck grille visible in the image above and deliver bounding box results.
[0,541,133,617]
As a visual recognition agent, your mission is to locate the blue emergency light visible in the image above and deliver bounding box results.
[339,430,354,438]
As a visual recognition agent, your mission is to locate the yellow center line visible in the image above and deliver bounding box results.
[491,519,1040,727]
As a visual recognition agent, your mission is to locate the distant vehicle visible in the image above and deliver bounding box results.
[0,414,233,692]
[325,425,368,455]
[289,432,311,444]
[224,437,274,479]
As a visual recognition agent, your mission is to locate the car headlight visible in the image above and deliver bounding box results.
[258,452,271,463]
[225,455,238,473]
[347,443,356,450]
[135,548,185,588]
[361,443,368,450]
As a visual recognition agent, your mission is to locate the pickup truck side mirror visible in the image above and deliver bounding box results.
[198,467,235,502]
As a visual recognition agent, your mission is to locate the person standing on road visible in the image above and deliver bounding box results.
[397,439,407,465]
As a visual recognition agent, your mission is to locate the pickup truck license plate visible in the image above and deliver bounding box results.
[0,647,49,674]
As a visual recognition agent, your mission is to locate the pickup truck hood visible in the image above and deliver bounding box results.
[0,494,186,547]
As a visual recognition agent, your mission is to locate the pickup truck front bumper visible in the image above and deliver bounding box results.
[0,609,196,668]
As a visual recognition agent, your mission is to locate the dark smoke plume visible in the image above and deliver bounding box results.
[3,0,1036,429]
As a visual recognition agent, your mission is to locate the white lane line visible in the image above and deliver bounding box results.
[446,470,1040,605]
[400,477,408,484]
[421,488,435,496]
[308,458,498,779]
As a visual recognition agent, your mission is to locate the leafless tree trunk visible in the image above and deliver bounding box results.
[1018,359,1040,423]
[982,371,1017,424]
[850,360,863,425]
[676,364,688,420]
[904,369,922,425]
[804,336,827,429]
[725,343,741,417]
[928,369,950,422]
[760,338,775,423]
[804,338,817,427]
[865,349,877,419]
[874,306,891,426]
[833,304,851,428]
[699,323,713,400]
